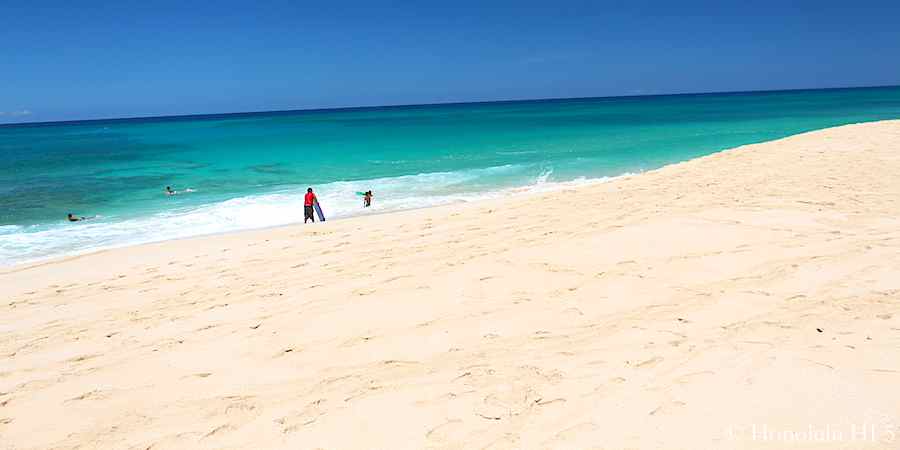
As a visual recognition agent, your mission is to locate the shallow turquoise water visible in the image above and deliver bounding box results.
[2,86,900,265]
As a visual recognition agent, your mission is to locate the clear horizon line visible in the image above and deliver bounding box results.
[3,83,899,128]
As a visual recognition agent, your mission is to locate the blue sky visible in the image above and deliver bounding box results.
[2,0,900,123]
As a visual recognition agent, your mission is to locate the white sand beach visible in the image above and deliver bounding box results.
[2,121,900,449]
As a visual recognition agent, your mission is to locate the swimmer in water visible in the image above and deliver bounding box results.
[166,186,195,195]
[67,213,95,222]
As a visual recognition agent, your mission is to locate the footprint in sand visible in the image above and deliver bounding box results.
[340,335,375,347]
[203,424,237,439]
[425,418,465,441]
[473,386,544,421]
[649,400,687,416]
[65,389,110,403]
[190,372,212,378]
[276,399,328,433]
[67,353,101,364]
[632,356,664,369]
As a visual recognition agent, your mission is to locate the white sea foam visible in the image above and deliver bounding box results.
[535,168,553,184]
[0,225,24,236]
[0,165,632,266]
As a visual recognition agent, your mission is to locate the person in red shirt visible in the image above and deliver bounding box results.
[304,187,317,223]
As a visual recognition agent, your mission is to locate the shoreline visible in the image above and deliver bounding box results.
[2,118,880,271]
[1,170,638,272]
[3,120,900,449]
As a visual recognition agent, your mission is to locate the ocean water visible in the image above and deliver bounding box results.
[2,86,900,266]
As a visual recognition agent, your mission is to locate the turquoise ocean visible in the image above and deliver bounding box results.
[2,86,900,266]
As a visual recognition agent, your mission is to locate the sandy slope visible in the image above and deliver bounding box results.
[2,121,900,450]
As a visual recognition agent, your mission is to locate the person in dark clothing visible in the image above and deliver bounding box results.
[363,190,373,207]
[67,213,94,222]
[304,188,317,223]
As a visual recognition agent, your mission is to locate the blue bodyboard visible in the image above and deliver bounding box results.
[314,201,325,222]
